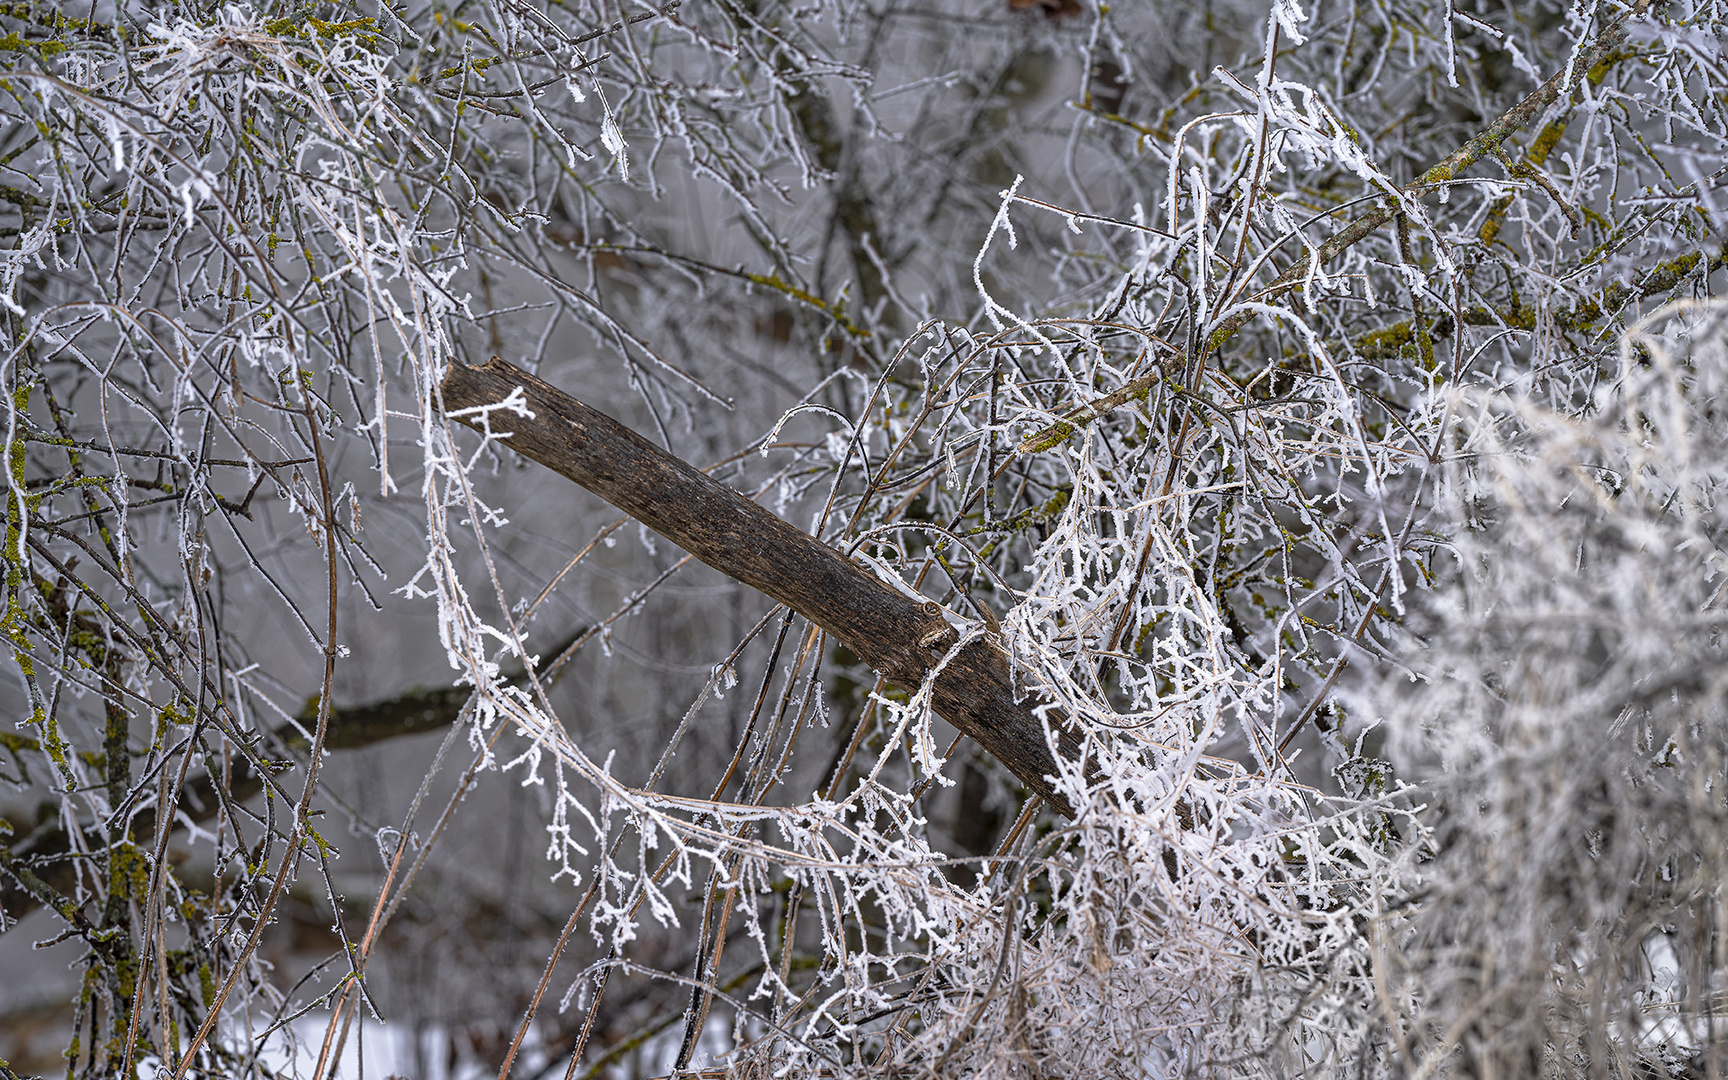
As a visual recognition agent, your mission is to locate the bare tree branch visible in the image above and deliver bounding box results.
[440,357,1083,815]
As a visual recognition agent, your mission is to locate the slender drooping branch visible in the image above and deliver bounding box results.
[440,357,1083,815]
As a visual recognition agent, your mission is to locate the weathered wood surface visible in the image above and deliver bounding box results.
[440,357,1081,816]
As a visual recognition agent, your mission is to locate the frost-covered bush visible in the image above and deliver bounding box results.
[0,0,1723,1077]
[1348,303,1728,1078]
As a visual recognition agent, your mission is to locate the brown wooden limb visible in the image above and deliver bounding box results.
[439,357,1082,816]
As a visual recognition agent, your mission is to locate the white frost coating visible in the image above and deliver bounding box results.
[103,114,125,172]
[1271,0,1308,43]
[177,176,213,227]
[0,219,50,315]
[600,106,630,181]
[444,384,536,424]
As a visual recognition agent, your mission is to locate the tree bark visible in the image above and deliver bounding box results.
[439,357,1081,816]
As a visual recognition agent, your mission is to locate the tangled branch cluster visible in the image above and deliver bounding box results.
[0,0,1724,1077]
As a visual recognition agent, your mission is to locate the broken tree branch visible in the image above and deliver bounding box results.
[439,357,1083,816]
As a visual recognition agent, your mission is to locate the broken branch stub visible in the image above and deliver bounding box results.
[439,357,1081,816]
